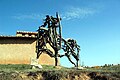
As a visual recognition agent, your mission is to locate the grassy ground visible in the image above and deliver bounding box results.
[0,64,120,72]
[0,64,71,72]
[0,64,32,72]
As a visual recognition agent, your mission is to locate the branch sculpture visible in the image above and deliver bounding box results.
[36,12,80,68]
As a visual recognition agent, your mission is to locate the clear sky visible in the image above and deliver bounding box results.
[0,0,120,67]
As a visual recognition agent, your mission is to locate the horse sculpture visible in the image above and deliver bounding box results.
[36,12,80,68]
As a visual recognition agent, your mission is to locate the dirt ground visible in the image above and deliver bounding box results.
[0,70,120,80]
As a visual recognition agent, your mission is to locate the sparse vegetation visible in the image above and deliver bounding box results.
[0,64,120,80]
[0,64,32,72]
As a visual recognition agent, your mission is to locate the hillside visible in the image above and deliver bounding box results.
[0,64,120,80]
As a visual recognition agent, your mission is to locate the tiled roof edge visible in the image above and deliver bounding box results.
[0,35,37,38]
[16,30,38,34]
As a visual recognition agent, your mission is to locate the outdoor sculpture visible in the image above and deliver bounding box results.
[36,12,80,68]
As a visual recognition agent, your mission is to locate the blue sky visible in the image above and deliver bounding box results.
[0,0,120,67]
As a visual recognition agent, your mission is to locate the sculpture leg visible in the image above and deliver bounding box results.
[37,51,42,59]
[76,60,79,68]
[67,55,76,67]
[55,50,58,66]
